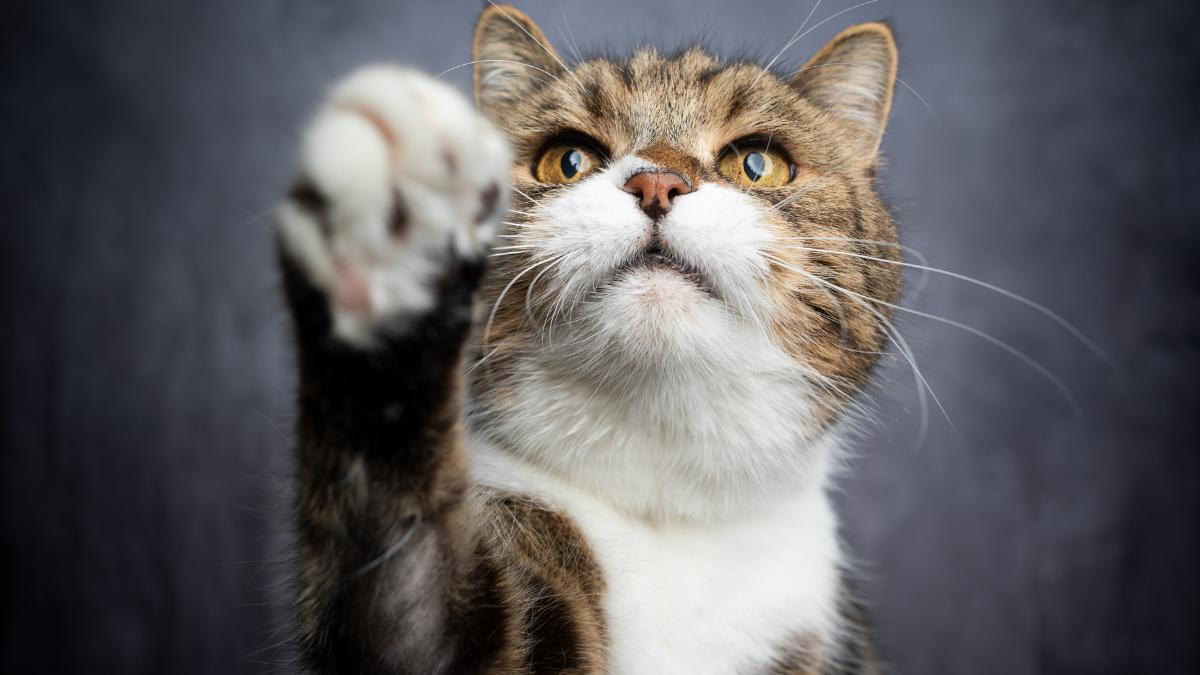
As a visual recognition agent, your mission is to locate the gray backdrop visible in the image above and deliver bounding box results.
[2,1,1197,673]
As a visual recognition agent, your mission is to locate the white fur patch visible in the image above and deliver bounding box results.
[470,149,848,668]
[480,153,829,522]
[470,438,843,674]
[277,65,509,346]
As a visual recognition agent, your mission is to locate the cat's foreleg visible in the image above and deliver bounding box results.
[276,66,509,673]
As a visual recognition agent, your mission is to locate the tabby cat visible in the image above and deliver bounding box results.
[276,5,900,673]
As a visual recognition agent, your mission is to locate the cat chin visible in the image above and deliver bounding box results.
[576,268,736,367]
[604,264,718,317]
[479,267,832,522]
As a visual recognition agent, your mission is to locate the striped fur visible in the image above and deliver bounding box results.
[276,5,900,673]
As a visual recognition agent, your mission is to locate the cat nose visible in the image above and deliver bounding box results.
[622,171,692,220]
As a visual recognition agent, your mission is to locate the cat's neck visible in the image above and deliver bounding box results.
[467,349,839,524]
[467,425,839,524]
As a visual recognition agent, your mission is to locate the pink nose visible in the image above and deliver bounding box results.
[622,172,692,220]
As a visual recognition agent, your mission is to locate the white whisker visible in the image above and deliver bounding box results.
[510,187,546,209]
[764,253,949,443]
[786,0,880,61]
[755,0,879,87]
[482,255,564,356]
[351,518,419,578]
[894,75,941,125]
[786,235,934,297]
[767,253,1080,413]
[775,242,1112,366]
[525,258,560,320]
[435,59,559,88]
[784,62,942,126]
[485,0,587,94]
[466,341,506,373]
[753,0,822,87]
[557,0,585,64]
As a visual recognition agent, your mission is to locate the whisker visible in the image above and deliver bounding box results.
[435,59,558,88]
[873,304,942,447]
[892,295,1082,413]
[774,242,1112,366]
[485,0,587,94]
[767,253,1080,413]
[466,341,506,373]
[786,235,934,297]
[769,252,852,346]
[786,0,880,61]
[557,0,585,64]
[893,75,942,126]
[787,236,930,264]
[808,369,875,421]
[510,187,546,209]
[755,0,880,87]
[752,0,823,87]
[525,257,561,319]
[351,518,419,578]
[784,62,942,126]
[482,255,564,356]
[759,174,839,214]
[764,253,948,443]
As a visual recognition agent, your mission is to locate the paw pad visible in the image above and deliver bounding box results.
[277,65,511,345]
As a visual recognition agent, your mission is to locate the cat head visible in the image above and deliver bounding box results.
[468,5,902,521]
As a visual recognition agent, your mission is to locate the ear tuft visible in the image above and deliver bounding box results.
[472,5,564,113]
[791,22,898,162]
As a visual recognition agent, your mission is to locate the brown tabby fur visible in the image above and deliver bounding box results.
[282,4,900,673]
[472,9,901,432]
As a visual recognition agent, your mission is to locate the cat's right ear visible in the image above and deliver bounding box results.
[472,5,564,113]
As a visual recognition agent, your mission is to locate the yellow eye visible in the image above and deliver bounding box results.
[718,146,795,188]
[534,143,601,184]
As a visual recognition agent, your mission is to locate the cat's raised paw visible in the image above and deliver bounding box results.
[277,65,510,345]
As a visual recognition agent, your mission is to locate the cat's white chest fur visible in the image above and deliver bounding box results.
[470,438,842,674]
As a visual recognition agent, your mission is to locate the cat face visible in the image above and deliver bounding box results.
[467,6,902,519]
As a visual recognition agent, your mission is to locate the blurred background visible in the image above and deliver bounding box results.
[2,1,1197,673]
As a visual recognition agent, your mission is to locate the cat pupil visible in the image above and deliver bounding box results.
[744,152,767,181]
[561,149,582,178]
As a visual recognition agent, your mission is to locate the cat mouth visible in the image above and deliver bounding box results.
[611,243,721,299]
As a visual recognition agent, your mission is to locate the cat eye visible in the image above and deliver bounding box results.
[533,142,602,184]
[717,145,796,188]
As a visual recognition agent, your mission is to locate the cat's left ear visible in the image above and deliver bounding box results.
[791,22,898,167]
[473,5,564,114]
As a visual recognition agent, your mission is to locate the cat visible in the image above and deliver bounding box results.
[275,4,900,673]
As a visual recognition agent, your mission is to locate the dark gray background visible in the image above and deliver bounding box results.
[2,1,1197,673]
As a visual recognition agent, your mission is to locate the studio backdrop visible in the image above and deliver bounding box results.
[1,1,1197,673]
